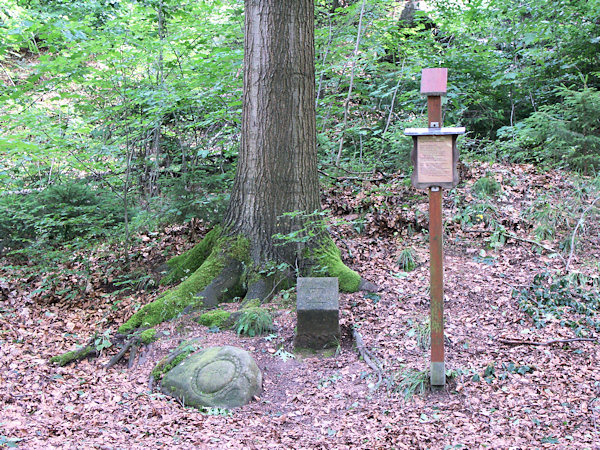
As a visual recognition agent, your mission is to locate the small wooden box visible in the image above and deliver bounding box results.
[421,68,448,96]
[404,127,465,189]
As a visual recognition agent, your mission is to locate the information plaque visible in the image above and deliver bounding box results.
[417,135,453,184]
[404,127,465,189]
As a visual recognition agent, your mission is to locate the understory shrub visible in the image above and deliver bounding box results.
[0,180,129,252]
[498,85,600,173]
[235,307,273,337]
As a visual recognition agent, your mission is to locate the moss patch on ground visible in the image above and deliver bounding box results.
[313,237,361,292]
[139,328,158,345]
[196,309,231,328]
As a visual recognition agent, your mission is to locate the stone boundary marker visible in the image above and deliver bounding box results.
[294,277,340,349]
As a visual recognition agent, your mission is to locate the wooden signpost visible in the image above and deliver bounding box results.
[405,68,465,387]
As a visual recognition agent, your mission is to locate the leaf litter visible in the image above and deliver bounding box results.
[1,161,600,448]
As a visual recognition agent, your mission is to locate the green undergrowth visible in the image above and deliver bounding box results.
[312,237,361,292]
[513,271,600,336]
[393,367,429,401]
[119,230,249,334]
[235,306,273,337]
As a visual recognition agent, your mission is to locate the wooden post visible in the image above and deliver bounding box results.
[429,184,445,386]
[424,71,445,387]
[405,68,465,388]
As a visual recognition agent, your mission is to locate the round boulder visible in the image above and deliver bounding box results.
[160,346,262,409]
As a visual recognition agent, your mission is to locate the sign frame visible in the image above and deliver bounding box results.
[405,127,465,190]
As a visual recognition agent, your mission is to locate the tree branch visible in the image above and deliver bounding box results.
[498,337,597,346]
[353,327,384,387]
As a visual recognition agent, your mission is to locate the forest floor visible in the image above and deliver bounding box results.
[1,161,600,449]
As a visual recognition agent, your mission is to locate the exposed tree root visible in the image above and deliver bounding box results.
[185,259,245,310]
[105,329,163,370]
[49,336,98,366]
[352,326,384,387]
[105,338,136,370]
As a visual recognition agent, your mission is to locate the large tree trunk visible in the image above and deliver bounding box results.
[117,0,365,335]
[225,0,320,268]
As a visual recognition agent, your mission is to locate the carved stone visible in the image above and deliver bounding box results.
[161,346,262,409]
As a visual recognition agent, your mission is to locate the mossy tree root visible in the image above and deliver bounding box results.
[119,233,250,334]
[50,339,97,367]
[313,237,362,292]
[119,227,374,339]
[160,226,222,286]
[104,328,161,370]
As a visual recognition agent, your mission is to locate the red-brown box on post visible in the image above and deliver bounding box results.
[420,67,448,96]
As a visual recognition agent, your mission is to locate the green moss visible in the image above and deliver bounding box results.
[49,345,95,366]
[151,340,203,383]
[313,237,361,292]
[225,234,251,263]
[119,233,251,334]
[196,309,231,328]
[119,246,225,333]
[241,298,261,308]
[160,226,222,285]
[151,350,193,382]
[139,328,158,345]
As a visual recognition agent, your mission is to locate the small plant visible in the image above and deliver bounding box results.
[272,288,295,309]
[406,318,430,350]
[472,176,501,198]
[486,224,508,249]
[274,347,295,362]
[454,201,498,229]
[235,307,273,337]
[513,271,600,335]
[318,372,343,389]
[393,367,429,400]
[472,362,534,383]
[199,406,231,416]
[397,248,417,272]
[112,270,155,295]
[94,330,112,352]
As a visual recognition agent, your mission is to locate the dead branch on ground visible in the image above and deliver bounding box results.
[352,326,384,387]
[498,337,597,346]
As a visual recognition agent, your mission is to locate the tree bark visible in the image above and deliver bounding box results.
[224,0,320,267]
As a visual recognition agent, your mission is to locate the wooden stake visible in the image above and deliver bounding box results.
[427,94,445,387]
